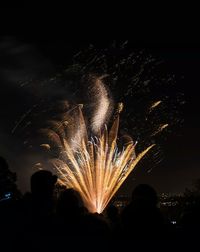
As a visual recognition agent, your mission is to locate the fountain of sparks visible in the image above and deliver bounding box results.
[50,104,154,213]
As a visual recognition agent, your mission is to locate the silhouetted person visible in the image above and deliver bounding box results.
[106,204,121,235]
[31,170,57,199]
[107,204,119,221]
[26,170,57,219]
[56,188,85,236]
[82,212,110,236]
[179,199,200,243]
[55,189,111,249]
[20,169,58,247]
[81,212,111,250]
[179,180,200,241]
[0,156,20,200]
[121,184,164,242]
[0,156,22,249]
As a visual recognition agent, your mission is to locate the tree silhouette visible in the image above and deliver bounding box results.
[0,156,20,200]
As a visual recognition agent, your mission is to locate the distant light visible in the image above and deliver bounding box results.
[0,192,12,202]
[5,192,11,198]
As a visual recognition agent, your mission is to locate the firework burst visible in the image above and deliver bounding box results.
[50,105,154,213]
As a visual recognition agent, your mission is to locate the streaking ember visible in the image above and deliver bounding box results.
[152,123,169,136]
[149,100,162,113]
[40,144,51,150]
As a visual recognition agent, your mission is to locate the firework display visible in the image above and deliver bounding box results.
[10,44,184,212]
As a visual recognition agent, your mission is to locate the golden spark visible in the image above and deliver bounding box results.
[149,100,162,112]
[152,123,169,136]
[40,144,51,150]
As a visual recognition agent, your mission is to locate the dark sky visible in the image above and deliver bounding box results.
[0,8,199,194]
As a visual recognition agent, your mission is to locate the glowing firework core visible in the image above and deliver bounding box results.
[51,106,154,213]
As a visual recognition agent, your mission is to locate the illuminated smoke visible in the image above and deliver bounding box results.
[69,104,87,151]
[90,76,112,134]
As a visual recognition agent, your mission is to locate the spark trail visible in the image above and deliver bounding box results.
[152,123,169,136]
[149,100,162,112]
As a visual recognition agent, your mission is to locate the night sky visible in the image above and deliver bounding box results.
[0,8,199,195]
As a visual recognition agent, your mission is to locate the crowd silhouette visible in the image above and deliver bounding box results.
[0,156,199,251]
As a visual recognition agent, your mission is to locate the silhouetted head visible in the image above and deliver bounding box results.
[57,188,84,217]
[0,156,8,170]
[83,213,110,236]
[131,184,158,207]
[31,170,57,198]
[107,204,119,220]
